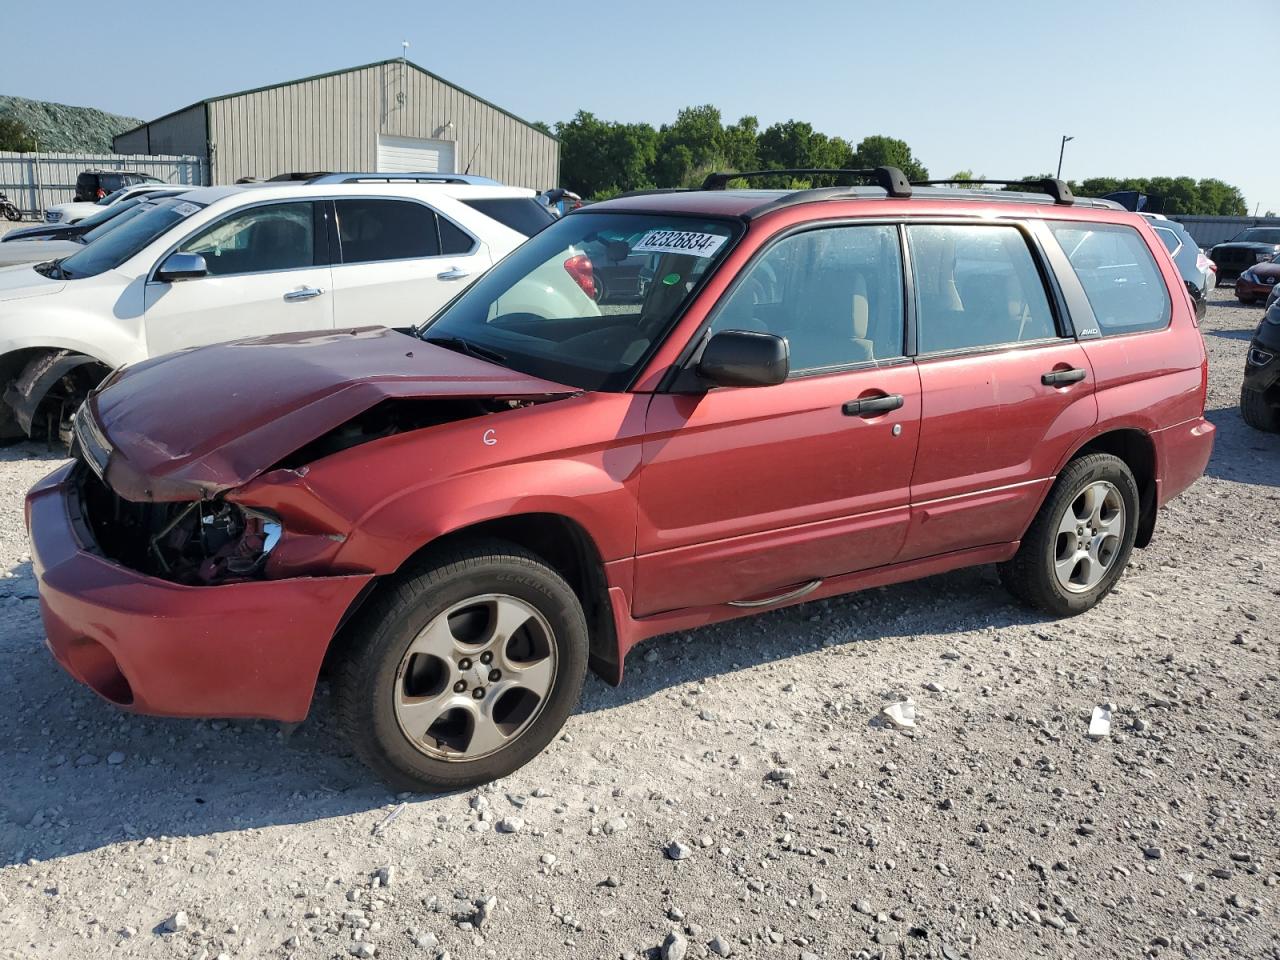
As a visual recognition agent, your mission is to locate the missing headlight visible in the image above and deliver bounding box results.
[78,464,282,585]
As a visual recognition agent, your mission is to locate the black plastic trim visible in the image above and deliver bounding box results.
[912,178,1075,205]
[701,167,911,198]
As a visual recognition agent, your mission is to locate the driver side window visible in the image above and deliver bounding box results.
[708,225,906,375]
[179,201,317,277]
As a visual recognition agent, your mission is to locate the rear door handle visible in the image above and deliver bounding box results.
[1041,367,1087,386]
[438,267,471,280]
[842,393,904,416]
[283,286,324,302]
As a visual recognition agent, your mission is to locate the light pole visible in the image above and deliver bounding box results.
[1057,135,1075,180]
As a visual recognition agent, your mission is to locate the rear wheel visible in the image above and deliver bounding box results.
[999,453,1139,617]
[1241,385,1280,432]
[333,540,588,792]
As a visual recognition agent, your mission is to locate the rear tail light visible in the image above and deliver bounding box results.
[563,254,596,300]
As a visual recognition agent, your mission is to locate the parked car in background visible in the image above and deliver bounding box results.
[1241,302,1280,431]
[2,190,186,243]
[25,170,1214,791]
[1209,227,1280,282]
[0,181,544,443]
[73,169,162,202]
[1143,215,1216,318]
[1234,252,1280,305]
[0,192,188,267]
[44,182,179,225]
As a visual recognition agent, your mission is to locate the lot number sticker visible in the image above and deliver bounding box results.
[632,230,727,258]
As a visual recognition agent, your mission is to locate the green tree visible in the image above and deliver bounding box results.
[721,115,759,172]
[555,111,658,199]
[653,105,726,187]
[0,116,36,152]
[850,135,928,180]
[948,169,986,189]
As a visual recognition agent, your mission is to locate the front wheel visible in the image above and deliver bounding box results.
[999,453,1139,617]
[333,540,589,792]
[2,206,19,222]
[1241,386,1280,432]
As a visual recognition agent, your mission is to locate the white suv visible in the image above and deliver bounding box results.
[43,183,181,225]
[0,180,547,440]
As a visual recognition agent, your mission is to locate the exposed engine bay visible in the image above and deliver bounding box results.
[78,464,281,585]
[272,396,530,470]
[74,395,553,585]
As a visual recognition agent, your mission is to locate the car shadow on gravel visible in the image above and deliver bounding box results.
[1202,404,1280,487]
[1,547,1050,868]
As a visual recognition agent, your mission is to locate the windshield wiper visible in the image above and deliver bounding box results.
[423,335,507,365]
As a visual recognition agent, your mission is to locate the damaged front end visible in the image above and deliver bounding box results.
[76,463,282,585]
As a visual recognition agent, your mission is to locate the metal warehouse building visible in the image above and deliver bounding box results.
[113,58,559,189]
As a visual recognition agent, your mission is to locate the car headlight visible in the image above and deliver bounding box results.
[1241,270,1257,282]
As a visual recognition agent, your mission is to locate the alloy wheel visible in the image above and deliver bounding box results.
[393,594,558,761]
[1052,480,1126,594]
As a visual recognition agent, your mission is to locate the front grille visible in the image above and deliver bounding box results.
[44,211,61,223]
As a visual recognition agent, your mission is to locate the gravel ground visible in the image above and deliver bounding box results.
[0,289,1276,960]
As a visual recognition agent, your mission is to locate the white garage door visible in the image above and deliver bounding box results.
[376,135,456,174]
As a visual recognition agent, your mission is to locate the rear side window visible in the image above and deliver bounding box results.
[908,224,1058,354]
[335,199,440,263]
[460,198,555,237]
[1048,222,1171,336]
[1152,226,1182,255]
[439,216,476,255]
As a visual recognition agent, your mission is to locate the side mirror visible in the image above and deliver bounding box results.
[697,330,789,387]
[155,252,207,282]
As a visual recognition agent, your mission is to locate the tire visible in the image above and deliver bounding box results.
[2,206,19,222]
[999,453,1140,617]
[1241,386,1280,433]
[333,539,589,792]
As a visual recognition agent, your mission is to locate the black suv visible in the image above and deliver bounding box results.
[1242,302,1280,432]
[73,169,163,202]
[1210,227,1280,283]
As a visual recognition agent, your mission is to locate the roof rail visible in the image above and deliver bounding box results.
[911,178,1075,206]
[305,172,501,186]
[701,167,912,198]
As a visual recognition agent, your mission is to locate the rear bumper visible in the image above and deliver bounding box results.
[26,462,373,722]
[1153,416,1215,507]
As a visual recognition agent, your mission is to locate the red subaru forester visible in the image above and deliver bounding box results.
[27,169,1215,791]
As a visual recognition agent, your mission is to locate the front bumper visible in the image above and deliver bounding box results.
[1244,321,1280,395]
[1235,277,1276,302]
[26,462,374,722]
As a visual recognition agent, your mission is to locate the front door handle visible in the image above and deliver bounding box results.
[438,267,471,280]
[1041,367,1087,386]
[283,286,324,302]
[842,393,904,416]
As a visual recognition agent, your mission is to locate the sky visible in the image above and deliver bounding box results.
[6,0,1277,213]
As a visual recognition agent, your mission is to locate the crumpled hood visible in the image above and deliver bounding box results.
[0,263,65,301]
[87,326,578,501]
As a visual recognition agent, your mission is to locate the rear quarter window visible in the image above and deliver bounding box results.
[460,198,556,237]
[1048,222,1171,336]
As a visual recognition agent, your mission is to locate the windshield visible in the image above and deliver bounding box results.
[1234,228,1280,244]
[79,199,161,245]
[74,195,148,231]
[420,212,740,391]
[51,198,206,279]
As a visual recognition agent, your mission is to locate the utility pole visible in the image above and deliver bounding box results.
[1057,135,1075,180]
